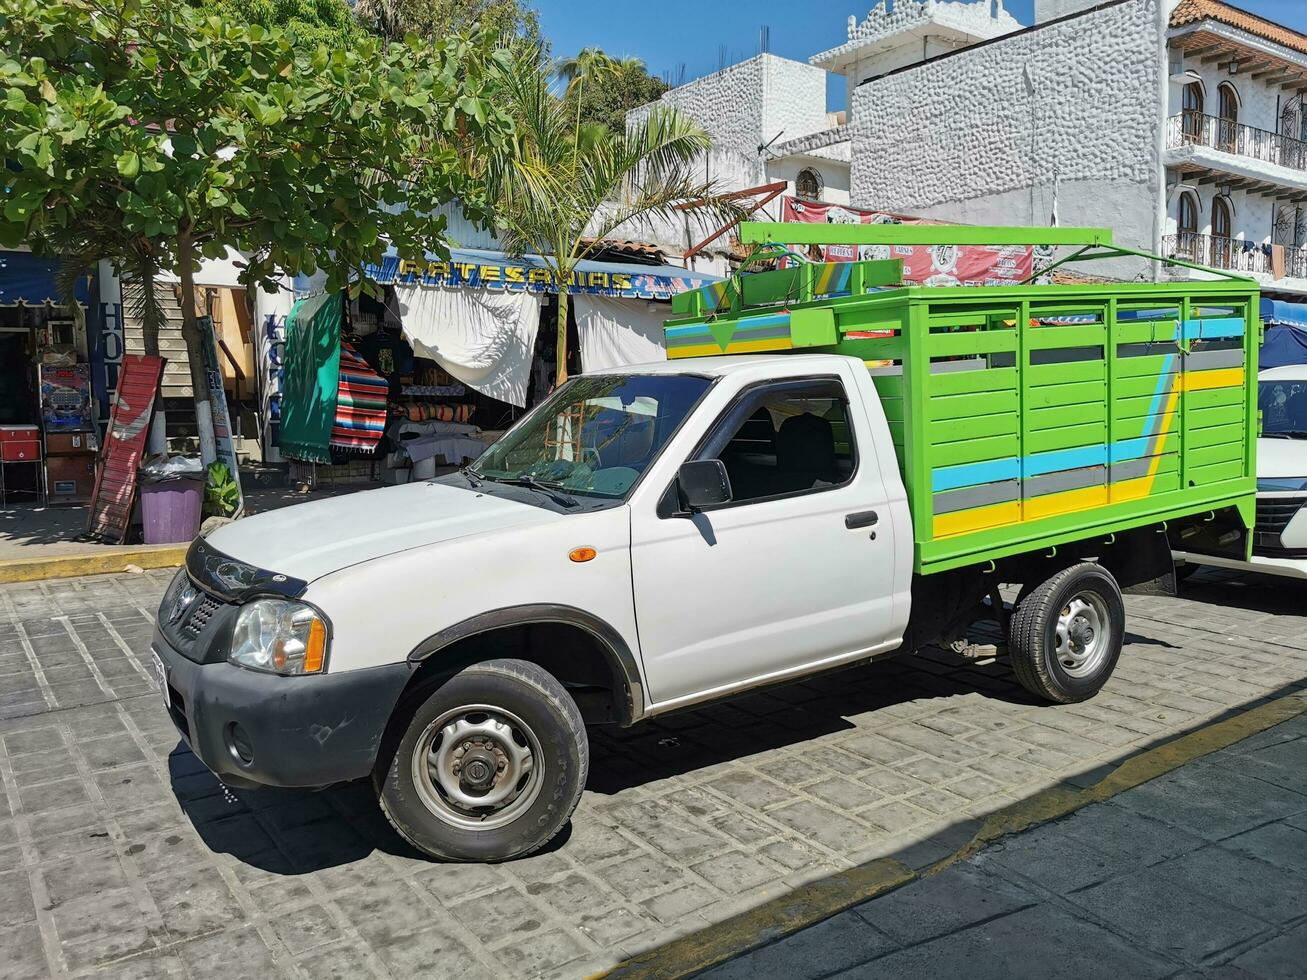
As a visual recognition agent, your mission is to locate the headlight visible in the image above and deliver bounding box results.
[228,599,329,675]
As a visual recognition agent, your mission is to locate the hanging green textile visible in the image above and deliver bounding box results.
[278,293,341,464]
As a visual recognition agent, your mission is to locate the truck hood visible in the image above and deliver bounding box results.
[1257,437,1307,481]
[204,482,558,582]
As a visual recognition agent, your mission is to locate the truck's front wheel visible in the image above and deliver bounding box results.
[1008,562,1124,704]
[377,659,588,862]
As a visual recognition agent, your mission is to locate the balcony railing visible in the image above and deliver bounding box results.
[1167,111,1307,173]
[1162,232,1307,280]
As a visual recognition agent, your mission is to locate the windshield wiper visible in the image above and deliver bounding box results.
[486,474,579,508]
[460,465,484,488]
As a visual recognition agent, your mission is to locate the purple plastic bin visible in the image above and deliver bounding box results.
[140,477,203,544]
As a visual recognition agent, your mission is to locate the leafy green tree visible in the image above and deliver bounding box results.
[195,0,364,48]
[488,46,738,384]
[355,0,542,47]
[1,0,512,461]
[557,50,668,135]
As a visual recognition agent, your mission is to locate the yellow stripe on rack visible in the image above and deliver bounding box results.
[932,499,1021,538]
[1180,367,1244,392]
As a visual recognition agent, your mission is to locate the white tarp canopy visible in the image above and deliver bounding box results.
[574,294,669,373]
[394,284,541,408]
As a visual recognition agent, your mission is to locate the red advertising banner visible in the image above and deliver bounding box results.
[780,198,1033,286]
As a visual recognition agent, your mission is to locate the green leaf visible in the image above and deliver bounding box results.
[115,150,140,178]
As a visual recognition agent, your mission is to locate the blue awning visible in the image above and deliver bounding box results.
[1261,298,1307,329]
[0,250,90,306]
[364,246,722,301]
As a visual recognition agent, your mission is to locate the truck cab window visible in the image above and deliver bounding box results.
[699,379,857,504]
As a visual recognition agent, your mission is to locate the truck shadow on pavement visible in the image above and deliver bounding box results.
[164,635,1036,874]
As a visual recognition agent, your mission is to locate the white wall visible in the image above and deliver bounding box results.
[850,0,1166,278]
[1168,53,1282,136]
[765,158,853,207]
[1035,0,1104,22]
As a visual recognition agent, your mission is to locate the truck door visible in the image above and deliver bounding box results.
[630,370,901,707]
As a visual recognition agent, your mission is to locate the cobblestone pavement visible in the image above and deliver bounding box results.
[0,569,1303,979]
[705,711,1307,979]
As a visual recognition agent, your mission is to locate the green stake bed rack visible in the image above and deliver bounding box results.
[664,223,1260,575]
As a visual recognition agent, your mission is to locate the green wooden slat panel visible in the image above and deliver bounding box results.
[929,413,1017,443]
[1026,380,1105,408]
[931,389,1019,419]
[1027,361,1105,386]
[1116,411,1176,441]
[1185,386,1244,410]
[928,366,1017,396]
[1186,422,1245,451]
[1115,372,1176,399]
[1144,469,1182,494]
[841,308,907,333]
[872,374,904,397]
[1116,320,1179,344]
[928,313,992,329]
[1188,458,1245,484]
[1189,441,1244,468]
[843,337,903,360]
[927,330,1017,357]
[1112,393,1169,422]
[1028,402,1105,428]
[1025,421,1107,454]
[930,434,1020,467]
[1115,352,1175,378]
[740,221,1114,246]
[1187,403,1245,429]
[886,420,904,445]
[1026,325,1107,349]
[879,396,905,422]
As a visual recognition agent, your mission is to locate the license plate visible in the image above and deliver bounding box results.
[151,651,170,708]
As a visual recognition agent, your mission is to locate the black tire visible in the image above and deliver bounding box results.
[376,659,588,862]
[1008,562,1125,704]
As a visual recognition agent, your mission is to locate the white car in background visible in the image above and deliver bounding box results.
[1175,364,1307,580]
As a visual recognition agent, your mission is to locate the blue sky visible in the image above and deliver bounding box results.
[536,0,1307,111]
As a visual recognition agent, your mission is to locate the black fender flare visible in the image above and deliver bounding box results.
[406,604,646,725]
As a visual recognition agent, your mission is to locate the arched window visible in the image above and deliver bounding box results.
[1178,192,1199,236]
[1217,82,1240,152]
[1182,81,1204,141]
[1212,195,1233,269]
[795,168,823,202]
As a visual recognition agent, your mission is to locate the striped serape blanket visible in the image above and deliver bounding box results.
[330,341,389,454]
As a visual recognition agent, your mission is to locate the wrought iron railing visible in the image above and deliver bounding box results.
[1163,232,1270,274]
[1162,232,1307,280]
[1167,111,1307,172]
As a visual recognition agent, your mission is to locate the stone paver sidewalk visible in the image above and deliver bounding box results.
[0,568,1303,978]
[705,712,1307,979]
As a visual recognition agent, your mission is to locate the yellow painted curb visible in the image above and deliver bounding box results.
[597,688,1307,979]
[0,545,187,584]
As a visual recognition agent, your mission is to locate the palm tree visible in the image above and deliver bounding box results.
[490,48,740,384]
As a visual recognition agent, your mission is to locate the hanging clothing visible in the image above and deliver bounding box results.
[279,293,340,464]
[573,295,669,372]
[393,285,541,408]
[330,342,389,454]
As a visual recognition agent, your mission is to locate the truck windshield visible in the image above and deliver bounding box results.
[472,374,712,499]
[1260,379,1307,438]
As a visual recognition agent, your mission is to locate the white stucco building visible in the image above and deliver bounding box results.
[632,0,1307,298]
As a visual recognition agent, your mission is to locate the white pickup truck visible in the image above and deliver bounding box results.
[152,354,1228,862]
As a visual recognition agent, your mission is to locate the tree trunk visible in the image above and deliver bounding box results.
[556,286,570,386]
[175,230,218,465]
[137,260,168,454]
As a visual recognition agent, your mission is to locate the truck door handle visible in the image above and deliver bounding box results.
[845,510,879,529]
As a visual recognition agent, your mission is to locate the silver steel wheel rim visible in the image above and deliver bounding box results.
[411,704,543,831]
[1053,591,1110,678]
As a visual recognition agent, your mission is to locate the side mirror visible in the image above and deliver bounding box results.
[677,459,732,512]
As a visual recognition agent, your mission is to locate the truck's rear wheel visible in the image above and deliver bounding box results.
[377,659,588,862]
[1008,562,1124,704]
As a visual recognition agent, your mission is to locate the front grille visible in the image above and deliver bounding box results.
[184,594,222,637]
[1254,496,1307,550]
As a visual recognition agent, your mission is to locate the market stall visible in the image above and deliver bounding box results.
[273,247,722,485]
[0,251,98,507]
